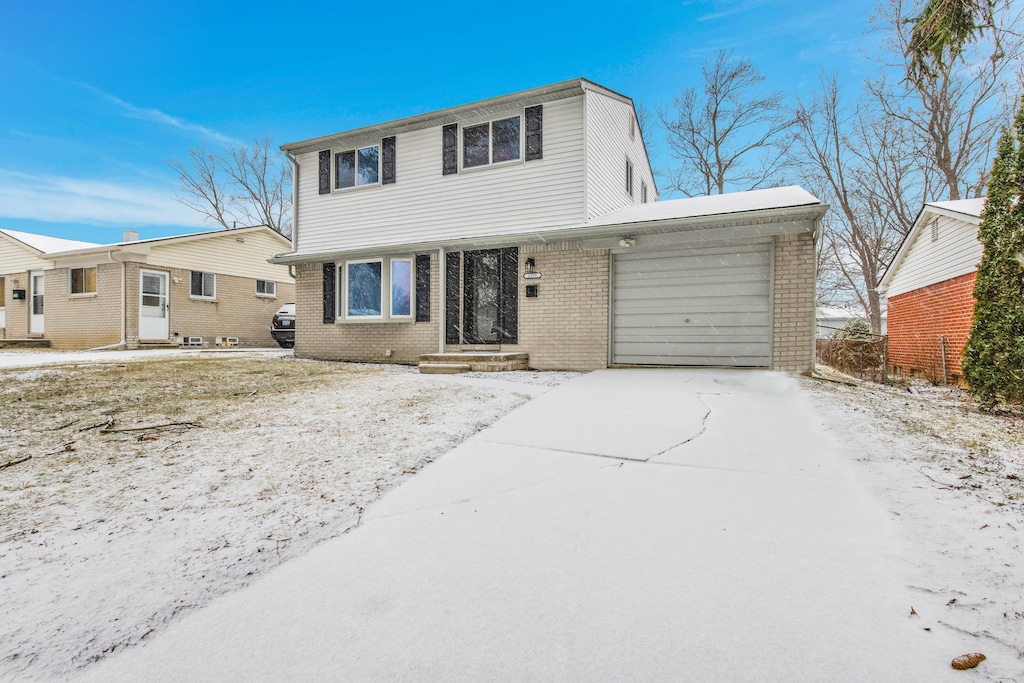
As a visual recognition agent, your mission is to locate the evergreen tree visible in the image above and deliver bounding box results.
[963,102,1024,409]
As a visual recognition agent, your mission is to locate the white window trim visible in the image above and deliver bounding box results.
[190,271,217,300]
[69,266,98,296]
[389,258,414,320]
[626,159,634,198]
[334,143,382,192]
[340,255,417,323]
[256,280,277,297]
[460,114,523,172]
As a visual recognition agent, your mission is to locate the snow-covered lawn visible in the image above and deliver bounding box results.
[805,371,1024,666]
[0,354,539,681]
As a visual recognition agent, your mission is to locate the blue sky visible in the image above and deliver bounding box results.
[0,0,878,244]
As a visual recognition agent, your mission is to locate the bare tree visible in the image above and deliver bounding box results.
[871,0,1020,201]
[657,50,792,197]
[792,76,938,334]
[167,137,292,236]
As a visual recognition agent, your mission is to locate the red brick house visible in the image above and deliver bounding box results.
[878,198,985,383]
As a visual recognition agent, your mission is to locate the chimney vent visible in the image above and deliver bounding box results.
[123,230,139,242]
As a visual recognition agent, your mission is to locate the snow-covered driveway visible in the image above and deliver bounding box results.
[79,368,1012,682]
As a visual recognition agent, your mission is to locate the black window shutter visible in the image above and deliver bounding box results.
[415,254,430,322]
[318,150,331,195]
[525,105,543,161]
[382,136,396,185]
[322,262,336,324]
[499,248,519,343]
[442,124,458,175]
[445,252,461,343]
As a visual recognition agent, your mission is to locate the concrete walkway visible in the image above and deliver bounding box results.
[79,370,969,682]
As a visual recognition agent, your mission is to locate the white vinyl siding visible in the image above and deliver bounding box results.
[612,243,772,366]
[586,90,656,220]
[885,213,982,296]
[0,237,51,275]
[295,96,587,255]
[145,230,294,283]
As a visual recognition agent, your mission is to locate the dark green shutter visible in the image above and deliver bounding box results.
[525,105,543,161]
[445,252,461,343]
[415,254,430,322]
[318,150,331,194]
[442,124,458,175]
[323,263,336,324]
[382,136,396,185]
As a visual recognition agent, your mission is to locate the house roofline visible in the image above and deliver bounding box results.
[0,229,46,256]
[281,78,625,156]
[270,203,827,265]
[45,225,291,259]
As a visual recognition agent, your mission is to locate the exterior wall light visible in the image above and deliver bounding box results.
[619,238,636,247]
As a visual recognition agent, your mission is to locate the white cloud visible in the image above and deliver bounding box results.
[75,83,244,147]
[0,169,208,227]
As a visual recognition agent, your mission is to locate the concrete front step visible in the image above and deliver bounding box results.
[419,352,529,373]
[0,338,52,349]
[418,363,473,375]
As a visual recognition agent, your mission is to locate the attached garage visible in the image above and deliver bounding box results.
[612,242,772,366]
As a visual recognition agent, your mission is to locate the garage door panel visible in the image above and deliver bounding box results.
[612,243,771,367]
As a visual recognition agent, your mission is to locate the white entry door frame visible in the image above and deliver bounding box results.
[139,269,170,340]
[29,270,44,334]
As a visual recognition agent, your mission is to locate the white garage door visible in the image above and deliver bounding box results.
[612,243,771,366]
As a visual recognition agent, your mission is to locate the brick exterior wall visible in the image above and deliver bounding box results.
[295,233,817,373]
[0,271,30,339]
[772,233,816,374]
[886,271,976,383]
[293,255,441,364]
[46,264,123,349]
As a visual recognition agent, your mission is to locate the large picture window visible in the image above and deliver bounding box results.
[336,145,380,189]
[190,271,216,299]
[346,260,383,318]
[462,116,520,168]
[70,267,97,295]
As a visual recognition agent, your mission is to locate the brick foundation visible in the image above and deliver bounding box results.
[886,272,976,383]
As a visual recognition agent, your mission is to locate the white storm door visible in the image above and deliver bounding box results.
[29,271,44,334]
[139,270,170,340]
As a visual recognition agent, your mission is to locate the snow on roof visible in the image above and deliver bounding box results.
[585,186,823,227]
[926,197,985,217]
[0,228,100,254]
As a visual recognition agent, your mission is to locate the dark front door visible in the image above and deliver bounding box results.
[449,248,518,344]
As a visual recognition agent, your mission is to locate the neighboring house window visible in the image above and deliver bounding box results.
[191,271,216,298]
[345,260,383,318]
[70,267,97,295]
[463,116,521,168]
[390,258,413,318]
[641,181,648,203]
[256,280,277,296]
[336,145,380,189]
[0,276,6,305]
[626,159,634,197]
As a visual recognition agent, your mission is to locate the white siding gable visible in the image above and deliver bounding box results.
[0,236,51,274]
[295,96,587,255]
[585,90,657,220]
[147,230,295,283]
[885,211,982,296]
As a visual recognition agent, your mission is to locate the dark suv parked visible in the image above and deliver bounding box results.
[271,303,295,348]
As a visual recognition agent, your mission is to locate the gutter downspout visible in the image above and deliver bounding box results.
[286,152,299,249]
[86,249,128,351]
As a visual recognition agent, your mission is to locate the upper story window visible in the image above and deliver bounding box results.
[626,159,634,197]
[336,146,379,189]
[641,181,648,204]
[463,116,521,168]
[191,271,216,299]
[70,267,97,295]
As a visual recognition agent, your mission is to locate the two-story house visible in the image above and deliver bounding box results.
[274,79,825,372]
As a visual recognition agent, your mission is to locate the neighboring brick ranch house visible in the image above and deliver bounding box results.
[272,79,825,373]
[878,198,985,383]
[0,226,294,350]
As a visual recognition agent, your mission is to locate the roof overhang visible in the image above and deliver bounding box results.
[280,79,630,156]
[45,225,291,262]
